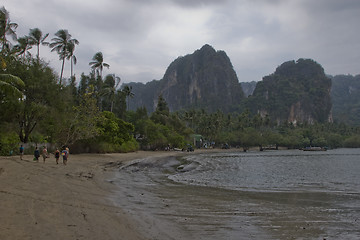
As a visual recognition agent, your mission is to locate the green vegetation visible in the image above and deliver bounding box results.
[1,6,360,156]
[176,109,360,150]
[0,6,191,155]
[244,59,332,123]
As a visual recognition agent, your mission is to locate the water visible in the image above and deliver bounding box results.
[111,149,360,240]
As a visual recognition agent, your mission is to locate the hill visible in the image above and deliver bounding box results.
[128,44,245,113]
[331,74,360,125]
[244,59,332,124]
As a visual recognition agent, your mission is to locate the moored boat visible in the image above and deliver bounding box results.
[302,146,327,151]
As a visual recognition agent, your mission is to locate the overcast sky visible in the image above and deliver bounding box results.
[3,0,360,83]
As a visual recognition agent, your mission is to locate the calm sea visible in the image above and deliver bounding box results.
[111,148,360,240]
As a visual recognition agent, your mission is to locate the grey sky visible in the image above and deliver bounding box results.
[3,0,360,83]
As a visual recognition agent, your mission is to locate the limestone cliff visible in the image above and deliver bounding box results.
[158,44,244,112]
[246,59,332,124]
[128,44,245,113]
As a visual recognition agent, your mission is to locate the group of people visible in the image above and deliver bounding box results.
[19,145,69,165]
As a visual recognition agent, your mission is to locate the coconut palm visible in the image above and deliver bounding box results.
[28,28,49,60]
[101,74,121,112]
[66,41,77,80]
[89,52,109,79]
[122,85,134,111]
[13,36,32,59]
[49,29,79,85]
[0,6,18,52]
[0,73,24,98]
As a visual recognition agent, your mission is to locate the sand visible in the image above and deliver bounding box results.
[0,150,187,240]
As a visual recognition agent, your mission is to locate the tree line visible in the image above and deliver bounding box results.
[0,6,189,155]
[1,6,360,156]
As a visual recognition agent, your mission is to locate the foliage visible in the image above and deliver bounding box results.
[343,135,360,148]
[89,52,109,78]
[0,131,18,155]
[119,138,139,153]
[96,111,134,145]
[0,73,24,97]
[49,29,79,84]
[0,6,18,52]
[244,59,332,123]
[56,91,102,146]
[1,7,360,156]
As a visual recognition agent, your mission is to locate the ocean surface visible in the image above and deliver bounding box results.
[110,148,360,240]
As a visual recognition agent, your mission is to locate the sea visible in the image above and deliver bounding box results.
[110,148,360,240]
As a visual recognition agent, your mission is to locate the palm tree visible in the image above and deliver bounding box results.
[66,41,77,80]
[122,85,134,111]
[0,6,18,52]
[89,52,109,79]
[101,74,121,112]
[13,36,32,59]
[0,73,24,98]
[49,29,79,85]
[28,28,49,60]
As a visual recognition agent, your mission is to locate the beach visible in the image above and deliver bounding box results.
[2,149,359,240]
[0,150,190,240]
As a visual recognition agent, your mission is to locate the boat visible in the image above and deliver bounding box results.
[302,146,327,151]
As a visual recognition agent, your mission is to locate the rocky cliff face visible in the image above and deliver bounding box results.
[158,44,244,112]
[247,59,332,124]
[331,74,360,125]
[128,44,245,113]
[240,81,257,97]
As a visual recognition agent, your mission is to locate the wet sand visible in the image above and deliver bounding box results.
[0,150,199,240]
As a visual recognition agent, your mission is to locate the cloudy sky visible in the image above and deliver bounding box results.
[3,0,360,83]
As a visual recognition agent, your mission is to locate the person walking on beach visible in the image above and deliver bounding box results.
[54,148,60,164]
[19,144,24,160]
[34,147,40,162]
[61,147,69,165]
[42,146,48,163]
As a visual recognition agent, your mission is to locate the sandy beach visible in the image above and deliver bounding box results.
[0,150,188,240]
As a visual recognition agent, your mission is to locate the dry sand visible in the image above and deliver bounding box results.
[0,150,187,240]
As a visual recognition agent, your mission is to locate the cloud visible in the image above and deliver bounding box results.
[2,0,360,84]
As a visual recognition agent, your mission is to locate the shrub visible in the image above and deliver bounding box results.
[120,138,139,153]
[343,135,360,148]
[0,132,19,156]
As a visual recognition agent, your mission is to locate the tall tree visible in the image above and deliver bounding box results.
[13,36,32,59]
[56,90,102,146]
[89,52,109,79]
[155,94,169,113]
[66,41,77,80]
[2,54,59,143]
[28,28,49,60]
[0,6,17,52]
[101,74,121,112]
[49,29,79,85]
[122,85,134,111]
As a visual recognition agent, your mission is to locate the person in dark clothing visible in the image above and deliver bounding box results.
[34,147,40,162]
[55,149,60,164]
[19,145,24,160]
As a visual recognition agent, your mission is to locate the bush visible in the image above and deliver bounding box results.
[343,135,360,148]
[0,132,19,156]
[119,138,139,153]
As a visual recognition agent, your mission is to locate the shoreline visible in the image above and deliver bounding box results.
[0,149,223,240]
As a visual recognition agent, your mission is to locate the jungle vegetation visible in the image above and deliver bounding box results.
[1,6,360,156]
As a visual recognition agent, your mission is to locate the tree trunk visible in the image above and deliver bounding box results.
[60,58,65,85]
[71,57,73,79]
[37,44,40,60]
